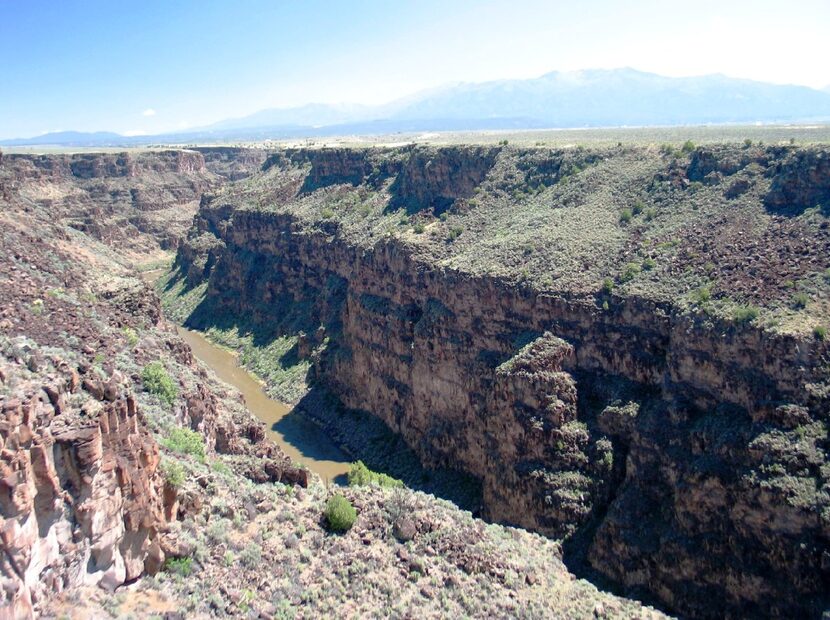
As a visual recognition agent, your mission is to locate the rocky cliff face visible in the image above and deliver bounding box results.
[0,148,268,256]
[177,144,830,618]
[0,346,169,618]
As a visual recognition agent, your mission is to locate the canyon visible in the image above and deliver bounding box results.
[1,141,829,618]
[174,143,830,618]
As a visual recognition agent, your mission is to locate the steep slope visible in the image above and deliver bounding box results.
[174,143,830,618]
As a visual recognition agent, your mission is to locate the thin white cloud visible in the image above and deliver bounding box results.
[142,108,157,117]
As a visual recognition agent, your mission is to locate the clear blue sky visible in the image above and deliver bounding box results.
[1,0,828,139]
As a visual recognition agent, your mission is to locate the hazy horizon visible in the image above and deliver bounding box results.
[2,0,829,139]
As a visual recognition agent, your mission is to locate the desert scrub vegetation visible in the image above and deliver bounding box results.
[160,458,186,488]
[348,460,404,488]
[163,556,193,577]
[141,361,178,407]
[619,262,641,283]
[692,285,712,305]
[161,427,206,461]
[324,494,357,532]
[447,226,463,241]
[239,543,262,568]
[792,292,810,309]
[155,271,208,324]
[732,304,760,325]
[122,326,139,348]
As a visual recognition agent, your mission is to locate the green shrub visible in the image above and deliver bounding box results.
[692,285,712,305]
[642,258,656,271]
[122,327,139,348]
[632,201,644,215]
[814,326,827,341]
[619,208,632,224]
[207,518,230,545]
[324,494,357,532]
[212,459,231,476]
[239,543,262,568]
[413,223,425,234]
[320,208,334,219]
[601,278,614,294]
[164,557,193,577]
[792,292,809,309]
[160,458,186,488]
[733,305,760,325]
[681,140,696,154]
[447,226,463,241]
[743,139,753,148]
[142,362,178,407]
[348,460,404,488]
[30,299,45,316]
[620,262,641,283]
[161,427,205,461]
[644,208,656,221]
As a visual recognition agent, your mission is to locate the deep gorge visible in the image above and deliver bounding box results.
[1,143,828,618]
[172,144,830,618]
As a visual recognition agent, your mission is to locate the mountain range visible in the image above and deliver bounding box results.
[4,68,830,146]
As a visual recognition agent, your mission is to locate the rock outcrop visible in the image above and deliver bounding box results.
[765,147,830,214]
[0,355,168,618]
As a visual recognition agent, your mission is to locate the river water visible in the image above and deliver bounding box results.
[141,269,351,482]
[177,327,351,482]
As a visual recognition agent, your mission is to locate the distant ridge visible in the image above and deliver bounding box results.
[0,130,125,147]
[3,69,830,146]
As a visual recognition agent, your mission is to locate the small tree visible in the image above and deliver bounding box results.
[348,461,403,488]
[324,494,356,532]
[161,427,205,461]
[142,362,178,407]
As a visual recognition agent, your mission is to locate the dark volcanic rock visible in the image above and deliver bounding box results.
[765,147,830,214]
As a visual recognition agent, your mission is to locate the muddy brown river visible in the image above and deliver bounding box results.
[140,267,351,481]
[177,325,351,483]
